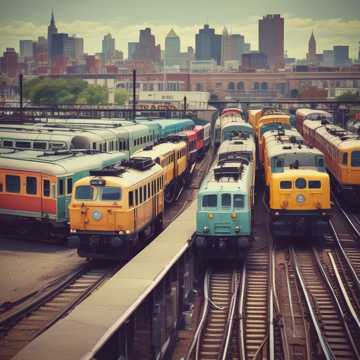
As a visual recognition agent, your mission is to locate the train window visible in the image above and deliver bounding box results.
[202,195,217,208]
[6,175,20,193]
[129,191,134,207]
[342,153,348,165]
[148,183,151,197]
[75,186,94,200]
[295,178,306,189]
[102,187,121,201]
[144,185,147,200]
[43,180,50,197]
[221,194,231,208]
[157,178,160,192]
[0,183,2,192]
[58,179,64,195]
[67,178,73,194]
[15,141,31,148]
[93,142,97,150]
[233,194,245,208]
[33,142,47,150]
[99,144,103,152]
[3,140,13,147]
[318,158,324,167]
[139,187,143,203]
[104,143,107,152]
[280,181,292,189]
[135,189,139,205]
[126,140,129,150]
[309,181,321,189]
[26,177,37,195]
[351,151,360,167]
[152,181,155,195]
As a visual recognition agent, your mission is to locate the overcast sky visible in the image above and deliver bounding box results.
[0,0,359,58]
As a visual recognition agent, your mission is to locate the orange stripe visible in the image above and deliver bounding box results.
[0,194,56,214]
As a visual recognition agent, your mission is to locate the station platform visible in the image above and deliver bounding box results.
[14,201,197,360]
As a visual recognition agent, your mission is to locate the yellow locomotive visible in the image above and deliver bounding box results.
[263,128,330,237]
[68,157,164,259]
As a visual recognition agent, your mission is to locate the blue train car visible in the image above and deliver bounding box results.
[138,118,194,139]
[195,136,255,259]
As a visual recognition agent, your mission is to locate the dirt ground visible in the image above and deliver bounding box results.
[0,237,85,305]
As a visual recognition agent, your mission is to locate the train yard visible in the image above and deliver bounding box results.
[1,106,360,359]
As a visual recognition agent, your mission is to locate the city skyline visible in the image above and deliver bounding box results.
[0,4,359,59]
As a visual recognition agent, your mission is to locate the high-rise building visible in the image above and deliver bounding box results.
[51,33,68,60]
[333,45,350,66]
[72,37,84,61]
[231,34,248,62]
[165,29,180,65]
[19,40,34,58]
[1,48,18,78]
[133,28,161,64]
[242,51,268,70]
[322,50,334,67]
[221,27,233,65]
[307,32,316,63]
[128,42,137,60]
[259,14,284,69]
[102,34,115,64]
[195,24,222,65]
[47,11,58,64]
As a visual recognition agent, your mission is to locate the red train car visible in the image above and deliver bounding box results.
[193,125,205,158]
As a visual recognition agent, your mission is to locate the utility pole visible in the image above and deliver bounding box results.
[19,73,23,115]
[132,69,136,121]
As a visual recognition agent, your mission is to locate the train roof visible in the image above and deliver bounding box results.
[296,108,332,117]
[0,150,127,176]
[74,162,163,188]
[218,137,256,156]
[135,141,186,160]
[306,120,360,151]
[200,161,252,194]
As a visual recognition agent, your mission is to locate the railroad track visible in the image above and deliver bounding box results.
[0,263,118,360]
[291,247,359,359]
[239,250,273,360]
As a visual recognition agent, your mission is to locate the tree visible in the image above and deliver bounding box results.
[76,85,108,105]
[114,88,129,105]
[23,78,104,105]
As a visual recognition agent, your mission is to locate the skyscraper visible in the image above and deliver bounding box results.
[221,27,233,65]
[195,24,222,65]
[19,40,34,58]
[133,28,161,64]
[259,14,284,69]
[47,11,58,64]
[51,33,68,60]
[1,48,18,78]
[102,34,115,64]
[128,42,137,60]
[165,29,180,65]
[333,45,350,66]
[308,32,316,62]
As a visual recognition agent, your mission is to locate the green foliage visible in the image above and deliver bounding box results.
[76,85,108,105]
[114,88,129,105]
[335,91,360,102]
[23,78,108,105]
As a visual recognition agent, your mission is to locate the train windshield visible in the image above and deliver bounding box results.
[351,151,360,167]
[101,187,121,201]
[202,194,217,208]
[233,194,245,208]
[75,185,94,200]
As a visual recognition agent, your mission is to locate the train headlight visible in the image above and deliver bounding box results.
[235,226,240,233]
[296,194,305,204]
[92,210,102,221]
[231,212,237,219]
[125,230,131,235]
[70,229,77,233]
[118,230,124,235]
[203,225,209,233]
[208,213,214,219]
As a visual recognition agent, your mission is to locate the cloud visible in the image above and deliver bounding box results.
[0,17,359,59]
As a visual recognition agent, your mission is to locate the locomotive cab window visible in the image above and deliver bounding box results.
[309,180,321,189]
[221,193,232,208]
[26,177,37,195]
[58,179,64,196]
[6,175,20,193]
[33,142,47,150]
[75,186,94,200]
[295,178,306,189]
[67,178,73,194]
[351,151,360,167]
[101,187,121,201]
[129,191,134,207]
[280,181,292,189]
[202,194,217,208]
[43,179,50,197]
[233,194,245,208]
[3,140,13,147]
